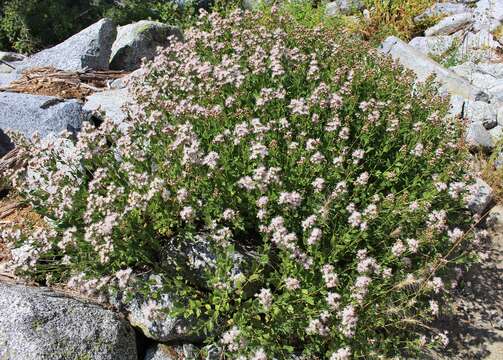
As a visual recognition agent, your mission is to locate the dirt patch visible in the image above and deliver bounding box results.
[425,206,503,360]
[0,67,128,100]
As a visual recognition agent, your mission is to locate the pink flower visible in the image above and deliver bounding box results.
[278,191,302,208]
[223,209,237,220]
[202,151,219,169]
[392,240,406,257]
[285,277,300,290]
[307,227,322,245]
[302,215,317,230]
[256,288,273,310]
[322,264,339,288]
[289,98,309,115]
[312,177,325,192]
[330,347,351,360]
[180,206,194,221]
[326,292,341,309]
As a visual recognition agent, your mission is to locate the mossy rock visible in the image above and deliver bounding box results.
[110,20,182,71]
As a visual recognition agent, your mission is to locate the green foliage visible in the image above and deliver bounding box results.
[6,8,476,359]
[0,0,101,53]
[0,0,209,53]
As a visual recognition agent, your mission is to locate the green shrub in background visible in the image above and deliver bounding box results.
[0,0,99,53]
[3,7,479,358]
[0,0,209,53]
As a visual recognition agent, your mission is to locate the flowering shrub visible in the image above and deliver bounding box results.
[3,7,476,359]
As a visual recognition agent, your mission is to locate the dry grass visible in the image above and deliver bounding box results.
[0,193,45,275]
[359,0,439,42]
[0,67,128,100]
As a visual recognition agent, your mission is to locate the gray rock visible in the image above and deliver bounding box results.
[325,0,364,16]
[473,0,503,32]
[110,20,181,71]
[466,122,494,151]
[449,95,465,117]
[450,61,478,80]
[161,234,256,293]
[476,63,503,78]
[242,0,273,10]
[0,92,90,139]
[494,151,503,170]
[408,35,457,56]
[0,51,25,62]
[84,88,131,125]
[463,100,497,129]
[122,275,202,342]
[379,36,485,100]
[127,286,198,343]
[18,19,116,72]
[487,205,503,228]
[451,62,501,94]
[470,72,502,92]
[145,344,197,360]
[414,2,469,22]
[0,282,137,360]
[487,82,503,102]
[498,105,503,125]
[424,13,473,36]
[467,178,493,215]
[0,128,14,158]
[109,68,145,89]
[0,72,20,87]
[489,124,503,142]
[203,344,223,360]
[456,29,501,63]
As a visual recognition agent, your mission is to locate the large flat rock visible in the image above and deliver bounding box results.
[17,19,116,72]
[84,88,130,125]
[380,36,486,101]
[0,282,137,360]
[0,92,90,139]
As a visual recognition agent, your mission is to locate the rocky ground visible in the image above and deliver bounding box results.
[426,206,503,360]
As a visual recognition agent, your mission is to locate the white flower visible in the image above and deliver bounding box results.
[310,151,325,164]
[411,143,424,156]
[278,191,302,208]
[302,215,317,230]
[447,228,463,242]
[355,171,369,186]
[307,227,322,245]
[322,264,339,288]
[223,208,237,220]
[326,292,341,310]
[312,177,325,192]
[256,288,273,310]
[115,268,133,289]
[180,206,194,221]
[251,348,267,360]
[391,240,406,257]
[256,196,269,208]
[202,151,219,169]
[430,300,439,316]
[176,188,188,202]
[406,238,419,253]
[285,277,300,290]
[250,142,268,160]
[330,347,351,360]
[221,326,242,351]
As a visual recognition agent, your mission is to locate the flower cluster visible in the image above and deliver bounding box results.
[5,7,475,359]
